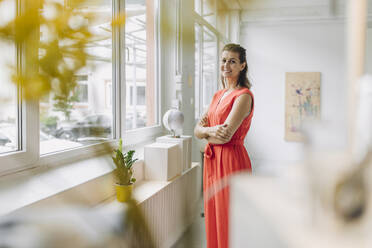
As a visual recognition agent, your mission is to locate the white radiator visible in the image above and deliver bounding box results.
[11,161,202,248]
[139,164,202,248]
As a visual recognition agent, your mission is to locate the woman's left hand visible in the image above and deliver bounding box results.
[216,124,233,141]
[208,124,232,142]
[200,115,208,127]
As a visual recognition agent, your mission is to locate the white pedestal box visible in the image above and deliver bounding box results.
[144,142,181,181]
[156,135,192,172]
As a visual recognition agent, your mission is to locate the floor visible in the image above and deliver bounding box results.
[171,199,206,248]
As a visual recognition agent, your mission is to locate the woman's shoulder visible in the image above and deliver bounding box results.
[235,87,254,98]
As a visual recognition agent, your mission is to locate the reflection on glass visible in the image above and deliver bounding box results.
[0,0,17,155]
[39,0,113,155]
[202,27,217,113]
[125,0,156,130]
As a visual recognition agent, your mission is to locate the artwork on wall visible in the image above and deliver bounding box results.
[285,72,321,142]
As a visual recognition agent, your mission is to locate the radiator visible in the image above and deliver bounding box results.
[12,161,202,248]
[139,164,202,248]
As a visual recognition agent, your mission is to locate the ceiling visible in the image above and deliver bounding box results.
[220,0,372,13]
[221,0,343,10]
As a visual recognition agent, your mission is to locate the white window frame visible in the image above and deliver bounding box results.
[194,10,228,119]
[0,1,39,175]
[0,0,162,176]
[123,0,162,146]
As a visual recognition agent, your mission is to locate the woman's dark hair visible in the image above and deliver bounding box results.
[221,43,252,89]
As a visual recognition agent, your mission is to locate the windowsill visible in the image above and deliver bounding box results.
[0,126,164,177]
[97,162,200,206]
[0,134,166,216]
[99,180,170,206]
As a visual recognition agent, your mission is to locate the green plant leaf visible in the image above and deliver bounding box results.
[112,141,137,185]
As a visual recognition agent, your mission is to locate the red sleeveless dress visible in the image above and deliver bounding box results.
[204,87,254,248]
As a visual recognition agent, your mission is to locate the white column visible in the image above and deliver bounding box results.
[347,0,367,155]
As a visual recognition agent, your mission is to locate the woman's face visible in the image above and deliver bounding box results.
[220,50,246,80]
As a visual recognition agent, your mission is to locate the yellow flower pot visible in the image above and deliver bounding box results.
[115,183,133,202]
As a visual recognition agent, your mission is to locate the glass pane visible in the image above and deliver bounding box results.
[0,0,18,155]
[194,23,201,118]
[202,0,216,28]
[125,0,157,130]
[40,0,113,155]
[195,0,201,15]
[202,27,217,113]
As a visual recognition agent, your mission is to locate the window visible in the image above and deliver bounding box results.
[194,23,218,117]
[0,0,161,174]
[194,23,201,118]
[75,76,89,104]
[202,27,217,112]
[194,0,227,119]
[0,0,17,155]
[202,0,216,28]
[39,0,114,155]
[125,0,157,130]
[0,41,17,155]
[194,0,216,28]
[105,81,112,108]
[195,0,201,15]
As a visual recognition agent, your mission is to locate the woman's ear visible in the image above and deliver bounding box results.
[240,62,246,71]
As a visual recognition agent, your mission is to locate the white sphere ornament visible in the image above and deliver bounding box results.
[163,109,184,137]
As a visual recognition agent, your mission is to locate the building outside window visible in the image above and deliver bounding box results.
[39,0,114,154]
[0,40,17,154]
[0,0,161,175]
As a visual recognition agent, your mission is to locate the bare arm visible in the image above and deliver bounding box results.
[194,110,231,143]
[194,111,210,139]
[206,133,230,144]
[195,93,252,144]
[221,93,252,142]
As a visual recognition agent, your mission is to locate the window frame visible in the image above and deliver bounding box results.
[123,0,162,146]
[194,10,228,119]
[0,1,39,175]
[0,0,162,175]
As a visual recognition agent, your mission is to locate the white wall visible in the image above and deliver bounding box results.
[365,27,372,74]
[240,21,348,172]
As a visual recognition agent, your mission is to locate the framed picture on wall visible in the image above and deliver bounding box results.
[285,72,321,142]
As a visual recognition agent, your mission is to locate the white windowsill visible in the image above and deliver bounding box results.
[98,162,201,206]
[0,133,167,216]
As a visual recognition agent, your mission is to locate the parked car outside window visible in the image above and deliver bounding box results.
[54,114,112,142]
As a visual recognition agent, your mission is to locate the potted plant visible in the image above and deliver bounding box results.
[112,138,138,202]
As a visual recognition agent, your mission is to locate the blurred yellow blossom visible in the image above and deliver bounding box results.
[0,0,124,107]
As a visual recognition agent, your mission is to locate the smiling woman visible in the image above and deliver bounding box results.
[194,43,254,248]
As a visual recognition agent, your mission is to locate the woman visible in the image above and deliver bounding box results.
[194,43,254,248]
